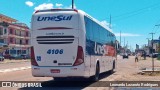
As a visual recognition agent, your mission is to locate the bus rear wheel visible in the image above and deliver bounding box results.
[53,77,67,81]
[91,63,100,82]
[109,61,115,74]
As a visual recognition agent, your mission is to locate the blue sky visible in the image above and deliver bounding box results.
[1,0,160,50]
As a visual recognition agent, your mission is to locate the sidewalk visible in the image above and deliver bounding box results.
[0,59,31,73]
[137,57,160,69]
[0,59,30,64]
[136,57,160,75]
[0,66,31,73]
[110,56,160,81]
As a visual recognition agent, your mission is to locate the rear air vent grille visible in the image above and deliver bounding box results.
[36,36,74,44]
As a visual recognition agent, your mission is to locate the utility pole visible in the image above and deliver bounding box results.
[155,24,160,60]
[109,14,112,29]
[120,30,121,48]
[149,33,155,72]
[72,0,74,9]
[124,37,126,53]
[124,37,125,48]
[146,38,150,46]
[119,30,121,54]
[127,41,128,49]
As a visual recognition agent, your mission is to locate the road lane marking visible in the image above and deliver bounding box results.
[0,66,31,73]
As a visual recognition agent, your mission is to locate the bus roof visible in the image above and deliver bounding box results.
[34,9,115,36]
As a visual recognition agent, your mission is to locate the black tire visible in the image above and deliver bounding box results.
[110,61,115,74]
[91,63,100,82]
[53,77,67,81]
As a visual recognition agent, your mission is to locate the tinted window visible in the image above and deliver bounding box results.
[84,16,116,45]
[84,16,93,40]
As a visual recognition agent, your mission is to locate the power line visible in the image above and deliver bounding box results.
[113,10,147,21]
[102,2,160,22]
[152,24,160,39]
[154,26,160,34]
[153,23,160,34]
[120,30,121,47]
[113,2,160,18]
[146,22,160,41]
[114,5,160,22]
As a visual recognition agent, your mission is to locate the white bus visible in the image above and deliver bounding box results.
[31,9,116,81]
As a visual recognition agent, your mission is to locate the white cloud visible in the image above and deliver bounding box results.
[25,1,34,7]
[56,3,63,7]
[100,20,113,32]
[100,20,110,27]
[65,4,77,9]
[70,4,77,9]
[34,3,77,11]
[115,33,141,37]
[34,3,53,10]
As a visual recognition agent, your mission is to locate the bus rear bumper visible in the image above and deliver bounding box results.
[31,65,90,78]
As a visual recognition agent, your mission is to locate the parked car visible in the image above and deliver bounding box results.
[0,55,4,61]
[149,53,160,58]
[3,54,16,59]
[123,53,129,59]
[21,54,28,59]
[3,54,10,59]
[152,53,160,58]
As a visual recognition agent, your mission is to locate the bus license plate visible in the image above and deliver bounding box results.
[50,69,60,73]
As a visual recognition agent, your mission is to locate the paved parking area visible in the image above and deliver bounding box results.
[0,59,30,64]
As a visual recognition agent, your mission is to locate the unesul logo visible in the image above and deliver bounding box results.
[37,15,72,21]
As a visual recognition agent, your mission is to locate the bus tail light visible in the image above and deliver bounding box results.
[35,10,39,13]
[73,46,84,66]
[73,9,78,12]
[31,46,39,66]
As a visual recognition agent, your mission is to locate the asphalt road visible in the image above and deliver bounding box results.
[0,56,160,90]
[0,61,30,70]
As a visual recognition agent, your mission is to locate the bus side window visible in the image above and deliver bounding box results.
[92,22,99,42]
[85,16,93,40]
[85,16,93,55]
[100,26,106,44]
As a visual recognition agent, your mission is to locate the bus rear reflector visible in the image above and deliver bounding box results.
[31,46,39,66]
[73,46,84,66]
[35,10,39,13]
[73,9,78,12]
